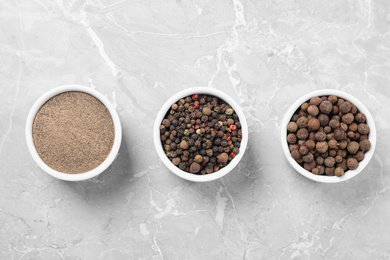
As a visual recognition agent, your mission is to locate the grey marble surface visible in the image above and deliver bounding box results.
[1,0,390,259]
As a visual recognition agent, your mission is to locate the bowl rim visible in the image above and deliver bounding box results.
[25,84,122,181]
[281,89,377,183]
[153,87,249,182]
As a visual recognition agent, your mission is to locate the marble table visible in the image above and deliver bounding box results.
[1,0,390,259]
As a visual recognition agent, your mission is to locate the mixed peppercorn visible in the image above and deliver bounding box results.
[287,95,371,177]
[160,94,242,174]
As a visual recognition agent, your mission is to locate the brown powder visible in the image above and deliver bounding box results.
[32,91,115,174]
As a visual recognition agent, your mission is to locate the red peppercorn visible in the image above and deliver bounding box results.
[230,125,237,131]
[194,124,200,129]
[192,94,198,101]
[226,133,231,141]
[230,152,236,158]
[205,122,208,126]
[194,103,199,109]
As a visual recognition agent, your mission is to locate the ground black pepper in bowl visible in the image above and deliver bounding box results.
[287,95,372,177]
[160,94,242,175]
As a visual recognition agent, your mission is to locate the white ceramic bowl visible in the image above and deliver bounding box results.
[281,89,376,183]
[25,85,122,181]
[154,87,248,182]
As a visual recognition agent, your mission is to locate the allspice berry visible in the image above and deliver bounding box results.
[297,117,309,128]
[357,123,370,135]
[190,162,201,173]
[180,140,189,150]
[307,105,319,116]
[316,141,328,154]
[287,122,298,132]
[329,119,340,129]
[318,114,329,127]
[335,167,344,177]
[299,145,309,155]
[328,139,337,149]
[341,113,354,125]
[359,139,371,152]
[347,141,359,154]
[297,128,309,139]
[308,118,320,131]
[325,167,335,176]
[315,131,326,142]
[309,96,322,106]
[339,101,352,114]
[347,158,358,170]
[312,168,319,175]
[354,151,365,161]
[217,153,229,163]
[194,154,203,163]
[291,150,301,160]
[172,157,181,166]
[302,153,314,163]
[334,128,346,141]
[305,140,315,150]
[355,113,366,123]
[324,157,335,167]
[202,107,212,116]
[319,101,332,114]
[287,133,297,144]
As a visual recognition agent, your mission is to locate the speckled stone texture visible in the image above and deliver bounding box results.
[1,0,390,259]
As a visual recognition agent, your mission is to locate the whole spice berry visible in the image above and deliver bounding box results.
[194,154,203,163]
[354,151,365,161]
[347,141,359,154]
[328,139,337,149]
[324,157,335,167]
[180,140,189,150]
[230,125,237,131]
[305,140,315,150]
[329,119,340,129]
[202,107,212,116]
[309,97,322,106]
[230,152,236,158]
[287,122,298,132]
[192,94,198,101]
[299,145,309,155]
[335,167,344,177]
[225,108,234,115]
[339,101,352,114]
[190,162,201,173]
[318,114,330,127]
[355,113,366,123]
[319,101,332,114]
[357,123,370,135]
[334,128,346,141]
[315,131,326,142]
[307,105,319,116]
[194,103,199,109]
[328,95,338,104]
[172,157,181,166]
[297,117,309,128]
[217,153,229,163]
[325,167,335,176]
[316,141,328,154]
[287,134,297,144]
[291,150,300,160]
[308,118,320,131]
[347,158,358,170]
[304,161,316,171]
[312,168,319,175]
[342,113,354,124]
[297,128,309,140]
[359,139,371,152]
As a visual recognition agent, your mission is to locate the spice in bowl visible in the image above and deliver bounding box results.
[32,91,115,174]
[287,95,371,177]
[159,94,242,175]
